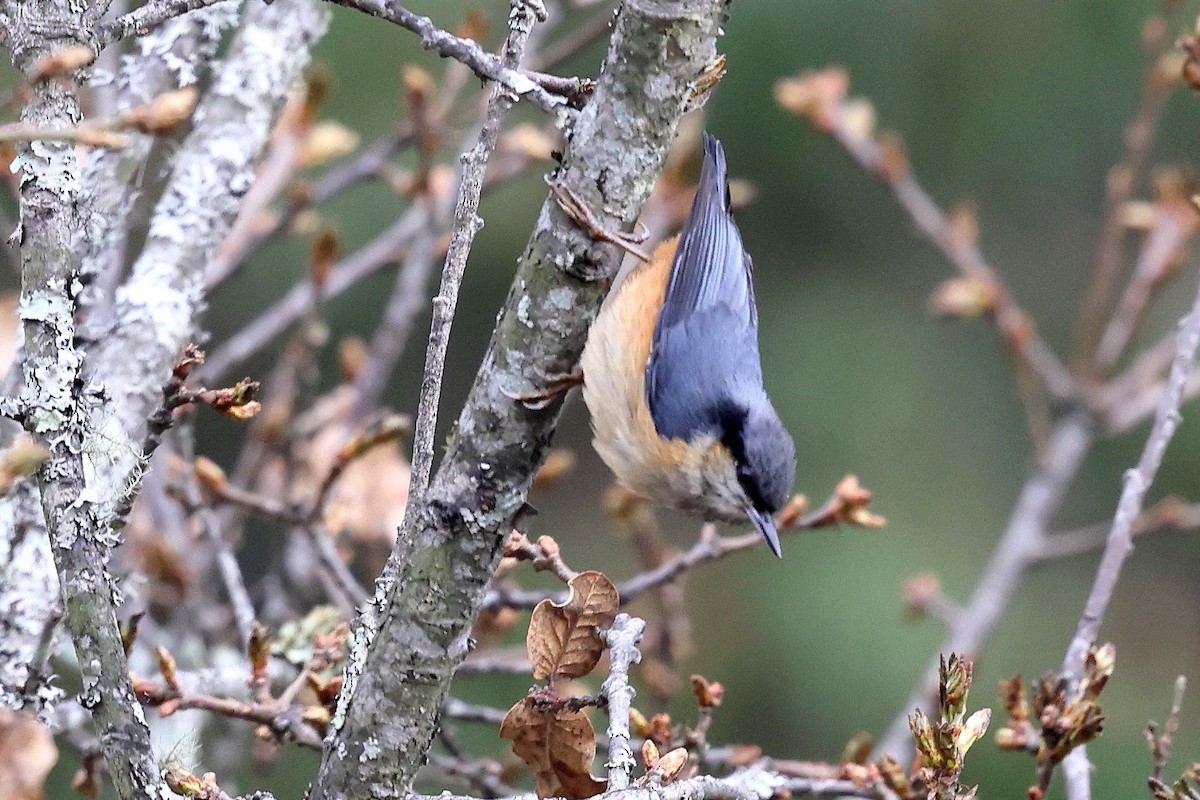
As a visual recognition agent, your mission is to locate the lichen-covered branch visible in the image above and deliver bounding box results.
[309,1,726,797]
[95,0,232,49]
[412,769,889,800]
[1,2,327,796]
[77,0,242,334]
[0,479,60,711]
[2,2,166,795]
[602,613,645,791]
[322,0,567,113]
[85,0,329,510]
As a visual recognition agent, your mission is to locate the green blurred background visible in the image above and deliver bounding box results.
[29,0,1200,797]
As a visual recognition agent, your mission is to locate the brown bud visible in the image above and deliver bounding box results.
[31,45,94,82]
[124,87,198,134]
[309,226,341,289]
[193,456,228,494]
[337,336,368,380]
[690,674,725,708]
[302,705,331,733]
[775,494,810,529]
[877,132,910,181]
[532,448,576,489]
[454,8,489,42]
[901,572,941,622]
[155,645,178,689]
[929,277,1000,319]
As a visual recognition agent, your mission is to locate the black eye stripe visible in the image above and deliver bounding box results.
[717,402,774,514]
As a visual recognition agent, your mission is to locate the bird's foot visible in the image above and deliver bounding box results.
[502,366,584,410]
[685,54,727,111]
[549,179,652,262]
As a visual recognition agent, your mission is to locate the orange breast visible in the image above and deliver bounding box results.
[580,238,747,522]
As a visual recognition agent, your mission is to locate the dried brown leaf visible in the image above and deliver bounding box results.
[500,699,607,799]
[527,570,619,680]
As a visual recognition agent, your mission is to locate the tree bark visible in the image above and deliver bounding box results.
[310,1,728,797]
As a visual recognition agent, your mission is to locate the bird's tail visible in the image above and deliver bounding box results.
[655,133,755,332]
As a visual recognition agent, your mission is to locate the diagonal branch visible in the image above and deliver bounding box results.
[309,1,727,796]
[321,0,569,113]
[1057,262,1200,800]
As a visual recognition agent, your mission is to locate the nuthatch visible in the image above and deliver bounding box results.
[580,133,797,556]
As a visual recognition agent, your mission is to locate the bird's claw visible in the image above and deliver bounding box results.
[548,179,652,262]
[502,367,584,410]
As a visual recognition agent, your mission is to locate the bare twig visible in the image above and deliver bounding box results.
[321,0,567,112]
[602,613,645,791]
[879,411,1094,759]
[96,0,229,48]
[199,213,424,383]
[1034,495,1200,561]
[174,468,257,649]
[1147,675,1187,788]
[779,68,1076,404]
[1071,19,1178,370]
[134,672,325,750]
[348,204,444,421]
[207,131,414,288]
[1093,196,1198,375]
[1057,270,1200,800]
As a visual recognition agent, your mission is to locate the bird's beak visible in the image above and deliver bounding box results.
[747,507,783,558]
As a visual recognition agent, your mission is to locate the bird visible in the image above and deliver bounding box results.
[579,132,796,556]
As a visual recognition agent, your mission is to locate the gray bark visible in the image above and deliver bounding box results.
[309,1,728,797]
[0,1,328,797]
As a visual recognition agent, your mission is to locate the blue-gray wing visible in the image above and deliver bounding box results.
[647,133,763,441]
[654,133,757,333]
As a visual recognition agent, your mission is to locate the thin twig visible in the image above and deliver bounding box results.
[292,522,370,611]
[134,674,324,750]
[1034,495,1200,561]
[348,204,443,421]
[878,411,1095,759]
[1057,270,1200,800]
[393,3,534,519]
[207,131,414,288]
[1147,675,1187,787]
[199,213,424,383]
[321,0,566,113]
[1071,18,1177,370]
[528,8,614,71]
[96,0,229,48]
[785,71,1076,403]
[602,613,645,791]
[1093,200,1198,375]
[179,475,257,650]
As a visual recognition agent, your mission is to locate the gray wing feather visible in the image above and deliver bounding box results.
[647,134,764,442]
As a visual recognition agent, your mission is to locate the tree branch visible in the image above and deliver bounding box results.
[878,410,1094,759]
[1057,262,1200,800]
[2,3,166,795]
[95,0,233,49]
[602,613,645,791]
[322,0,568,113]
[309,1,726,796]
